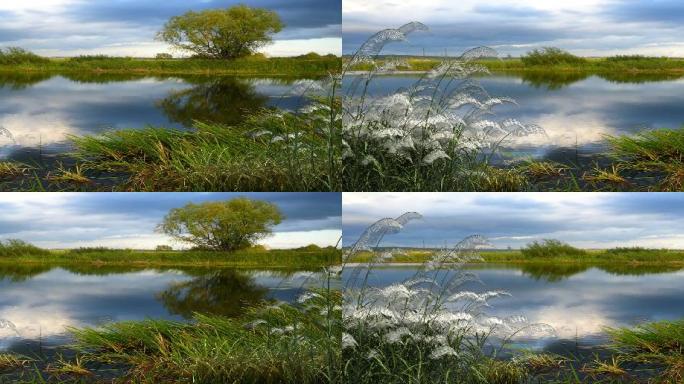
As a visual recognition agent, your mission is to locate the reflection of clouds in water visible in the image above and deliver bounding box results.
[0,76,302,158]
[359,267,684,343]
[478,268,684,340]
[363,75,684,153]
[0,268,192,348]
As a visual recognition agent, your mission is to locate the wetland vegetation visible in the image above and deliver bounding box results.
[341,212,684,383]
[342,24,684,192]
[0,4,342,192]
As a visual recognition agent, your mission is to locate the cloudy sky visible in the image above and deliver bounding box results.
[343,0,684,57]
[343,193,684,249]
[0,193,341,249]
[0,0,341,57]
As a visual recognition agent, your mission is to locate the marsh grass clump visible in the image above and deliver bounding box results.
[0,239,50,258]
[603,127,684,191]
[520,47,587,67]
[605,319,684,382]
[342,213,554,383]
[0,47,49,65]
[521,239,587,259]
[343,22,545,191]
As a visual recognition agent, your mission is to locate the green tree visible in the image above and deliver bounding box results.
[156,5,284,59]
[157,198,283,251]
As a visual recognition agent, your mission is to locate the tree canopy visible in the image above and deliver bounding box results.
[157,198,284,251]
[156,5,284,59]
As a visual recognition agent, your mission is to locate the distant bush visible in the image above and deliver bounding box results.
[521,47,587,66]
[0,47,49,65]
[0,239,50,257]
[604,247,662,255]
[606,55,662,62]
[297,52,323,59]
[521,239,587,258]
[68,55,133,62]
[68,247,121,254]
[155,53,173,59]
[295,244,323,252]
[155,245,173,251]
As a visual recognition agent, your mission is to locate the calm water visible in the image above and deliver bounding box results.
[344,264,684,349]
[353,72,684,161]
[0,266,314,352]
[0,73,306,161]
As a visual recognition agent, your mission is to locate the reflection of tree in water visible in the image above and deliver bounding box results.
[157,77,270,127]
[157,269,269,319]
[518,71,590,90]
[0,72,53,90]
[517,262,683,282]
[518,71,684,90]
[0,264,53,282]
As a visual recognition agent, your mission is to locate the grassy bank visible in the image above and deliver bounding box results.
[0,240,341,269]
[0,54,341,77]
[347,55,684,75]
[2,290,341,383]
[348,247,684,266]
[1,93,341,191]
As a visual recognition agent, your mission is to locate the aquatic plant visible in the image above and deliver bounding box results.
[343,22,545,191]
[342,212,554,383]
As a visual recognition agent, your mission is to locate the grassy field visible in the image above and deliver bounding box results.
[0,52,341,77]
[348,247,684,266]
[347,55,684,75]
[0,240,341,269]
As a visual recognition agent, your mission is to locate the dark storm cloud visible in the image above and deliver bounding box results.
[342,193,684,248]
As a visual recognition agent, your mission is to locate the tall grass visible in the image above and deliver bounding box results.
[342,212,554,383]
[605,319,684,382]
[342,22,545,191]
[0,47,49,66]
[0,239,50,257]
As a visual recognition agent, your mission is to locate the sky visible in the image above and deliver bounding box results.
[343,0,684,57]
[0,0,341,57]
[343,193,684,249]
[0,193,341,249]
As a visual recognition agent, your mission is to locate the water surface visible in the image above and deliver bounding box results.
[344,264,684,349]
[0,265,314,352]
[352,72,684,161]
[0,73,306,161]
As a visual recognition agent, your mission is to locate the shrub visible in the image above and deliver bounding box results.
[521,47,587,66]
[521,239,587,258]
[0,47,49,65]
[0,239,50,257]
[155,53,173,59]
[155,245,173,251]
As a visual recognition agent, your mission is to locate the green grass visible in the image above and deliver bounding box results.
[604,319,684,382]
[0,53,341,77]
[520,239,587,258]
[2,287,341,383]
[0,240,341,269]
[347,247,684,266]
[65,107,340,191]
[347,55,684,75]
